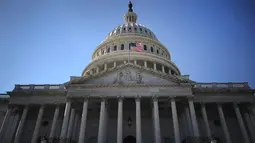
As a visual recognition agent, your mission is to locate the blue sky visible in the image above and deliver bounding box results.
[0,0,254,93]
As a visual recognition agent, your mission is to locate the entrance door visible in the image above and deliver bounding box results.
[123,135,136,143]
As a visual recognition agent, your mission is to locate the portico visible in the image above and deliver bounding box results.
[0,82,254,143]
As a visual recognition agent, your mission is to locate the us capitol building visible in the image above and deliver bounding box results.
[0,2,255,143]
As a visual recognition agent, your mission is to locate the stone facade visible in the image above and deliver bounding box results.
[0,2,255,143]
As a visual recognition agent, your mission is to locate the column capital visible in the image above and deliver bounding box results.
[152,95,159,102]
[100,96,107,101]
[200,102,206,107]
[168,96,176,101]
[39,104,45,108]
[117,96,124,101]
[187,96,194,101]
[135,95,141,101]
[84,96,90,101]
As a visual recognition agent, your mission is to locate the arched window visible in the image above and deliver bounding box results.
[145,30,147,33]
[144,45,147,51]
[128,27,132,32]
[121,44,124,50]
[140,28,143,32]
[101,49,104,55]
[114,45,117,51]
[117,29,120,34]
[107,47,110,53]
[123,28,126,33]
[156,49,159,54]
[134,27,137,32]
[151,47,154,53]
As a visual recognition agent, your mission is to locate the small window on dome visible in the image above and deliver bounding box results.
[140,28,143,32]
[144,45,147,51]
[121,44,124,50]
[151,47,154,53]
[101,49,104,55]
[145,30,147,33]
[107,47,110,53]
[114,45,117,51]
[128,27,131,32]
[162,51,164,55]
[134,27,137,31]
[156,49,159,54]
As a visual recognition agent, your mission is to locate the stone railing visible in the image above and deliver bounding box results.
[194,82,249,89]
[14,84,66,91]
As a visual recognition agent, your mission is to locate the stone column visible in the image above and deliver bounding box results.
[201,103,211,138]
[185,107,193,136]
[104,63,107,70]
[162,65,165,73]
[7,111,20,143]
[136,96,142,143]
[0,107,12,140]
[152,96,161,143]
[72,113,79,141]
[66,109,75,141]
[217,104,231,143]
[233,103,250,143]
[117,96,123,143]
[171,98,180,143]
[97,97,106,143]
[144,61,147,68]
[154,63,157,70]
[251,105,255,127]
[244,113,255,143]
[60,101,72,142]
[188,98,200,137]
[78,97,89,143]
[31,105,44,143]
[14,105,29,143]
[49,105,60,142]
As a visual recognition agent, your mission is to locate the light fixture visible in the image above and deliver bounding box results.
[128,116,132,127]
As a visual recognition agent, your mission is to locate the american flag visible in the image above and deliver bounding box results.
[129,41,143,52]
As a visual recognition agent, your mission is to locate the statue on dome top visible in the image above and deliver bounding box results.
[128,1,133,12]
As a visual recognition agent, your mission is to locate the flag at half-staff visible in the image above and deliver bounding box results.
[128,41,143,63]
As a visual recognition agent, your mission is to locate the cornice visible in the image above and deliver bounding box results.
[66,83,194,88]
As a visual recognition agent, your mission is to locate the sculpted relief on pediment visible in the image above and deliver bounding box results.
[83,67,175,85]
[113,68,143,84]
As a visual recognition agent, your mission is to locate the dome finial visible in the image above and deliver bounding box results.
[128,1,133,12]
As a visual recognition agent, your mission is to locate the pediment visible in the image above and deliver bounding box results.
[66,64,194,86]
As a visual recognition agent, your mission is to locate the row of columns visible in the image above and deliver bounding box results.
[91,60,177,76]
[1,98,255,143]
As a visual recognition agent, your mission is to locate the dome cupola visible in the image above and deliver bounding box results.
[124,1,137,23]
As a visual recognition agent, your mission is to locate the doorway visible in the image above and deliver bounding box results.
[123,135,136,143]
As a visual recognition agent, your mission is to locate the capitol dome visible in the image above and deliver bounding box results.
[81,1,181,79]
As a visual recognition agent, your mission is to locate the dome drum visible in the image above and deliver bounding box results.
[82,53,180,77]
[92,37,171,60]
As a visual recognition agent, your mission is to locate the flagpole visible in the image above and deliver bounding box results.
[128,43,130,63]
